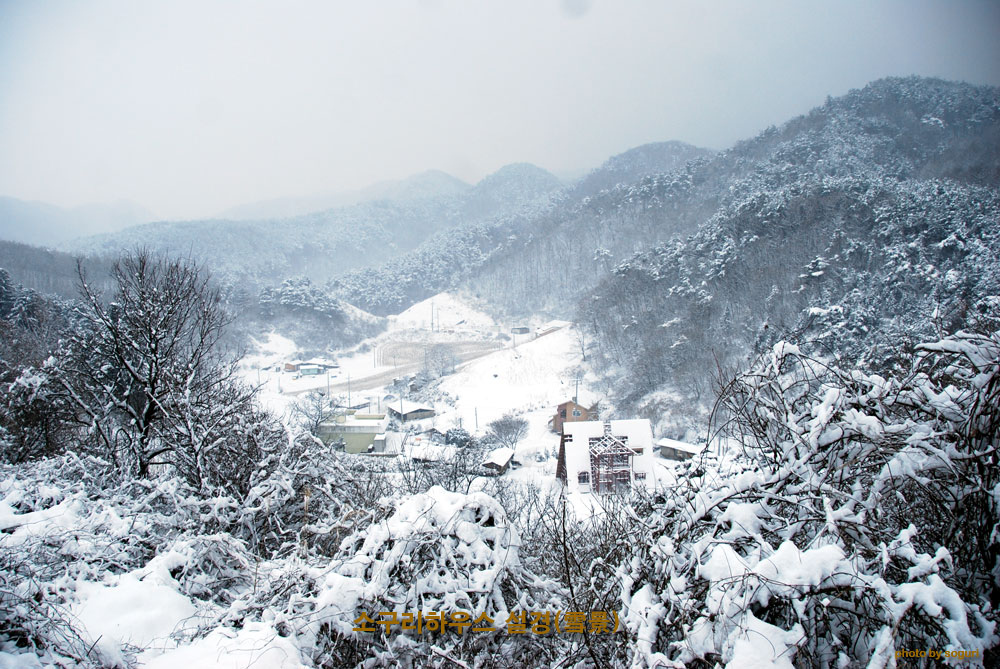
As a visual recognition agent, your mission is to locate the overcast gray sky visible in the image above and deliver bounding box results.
[0,0,997,220]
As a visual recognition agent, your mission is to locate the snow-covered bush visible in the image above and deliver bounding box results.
[301,485,564,667]
[0,361,76,464]
[0,428,379,665]
[620,332,999,667]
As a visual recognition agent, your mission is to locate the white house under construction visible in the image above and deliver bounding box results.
[556,419,656,494]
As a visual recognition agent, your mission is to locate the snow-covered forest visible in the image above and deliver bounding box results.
[1,74,999,668]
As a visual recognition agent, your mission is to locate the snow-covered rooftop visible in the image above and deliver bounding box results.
[483,447,515,468]
[406,442,457,462]
[389,400,434,414]
[656,437,704,455]
[563,419,654,450]
[304,357,338,367]
[320,413,388,430]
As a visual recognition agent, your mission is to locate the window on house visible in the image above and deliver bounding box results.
[578,472,590,485]
[631,447,643,454]
[634,472,647,480]
[572,409,582,417]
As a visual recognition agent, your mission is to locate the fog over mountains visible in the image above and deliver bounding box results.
[0,197,156,247]
[214,170,473,221]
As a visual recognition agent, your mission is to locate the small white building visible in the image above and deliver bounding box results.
[657,437,704,461]
[317,413,389,454]
[372,431,406,455]
[557,419,656,494]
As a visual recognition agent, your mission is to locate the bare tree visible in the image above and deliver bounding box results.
[291,390,341,435]
[63,249,264,494]
[424,343,458,378]
[485,413,528,449]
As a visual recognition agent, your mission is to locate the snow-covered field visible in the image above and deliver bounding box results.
[243,293,505,415]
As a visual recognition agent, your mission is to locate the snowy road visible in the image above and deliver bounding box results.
[286,340,503,395]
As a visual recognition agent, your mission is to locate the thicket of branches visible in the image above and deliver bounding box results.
[2,249,997,667]
[618,332,999,667]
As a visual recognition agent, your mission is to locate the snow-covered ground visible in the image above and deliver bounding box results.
[388,292,498,332]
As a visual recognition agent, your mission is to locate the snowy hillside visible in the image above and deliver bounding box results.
[326,142,715,317]
[579,77,1000,417]
[570,140,713,196]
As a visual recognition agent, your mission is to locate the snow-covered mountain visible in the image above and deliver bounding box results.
[326,141,714,315]
[571,140,712,196]
[11,76,1000,415]
[573,76,1000,415]
[0,241,114,299]
[61,163,562,288]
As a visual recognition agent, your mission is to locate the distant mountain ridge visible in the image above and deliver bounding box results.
[571,141,713,195]
[329,139,714,314]
[463,76,1000,314]
[62,163,564,287]
[0,197,155,247]
[215,170,472,220]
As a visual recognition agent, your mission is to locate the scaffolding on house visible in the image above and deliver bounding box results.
[588,422,635,494]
